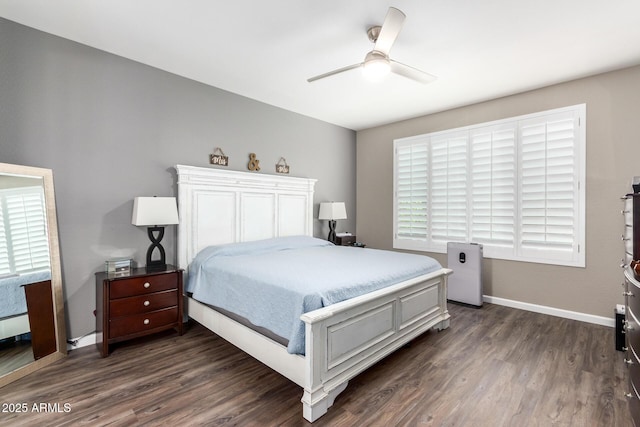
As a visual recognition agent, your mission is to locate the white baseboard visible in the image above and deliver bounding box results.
[483,295,615,328]
[66,332,97,351]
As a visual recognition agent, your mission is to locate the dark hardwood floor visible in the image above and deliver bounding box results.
[0,303,633,426]
[0,340,33,378]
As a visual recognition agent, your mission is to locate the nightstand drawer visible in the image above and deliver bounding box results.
[110,273,178,299]
[109,289,178,317]
[109,307,178,339]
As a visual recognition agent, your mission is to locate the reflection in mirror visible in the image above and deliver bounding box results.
[0,163,66,388]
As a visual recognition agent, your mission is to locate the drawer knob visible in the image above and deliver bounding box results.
[143,300,150,307]
[624,358,634,365]
[625,392,633,399]
[623,291,634,297]
[143,282,151,289]
[143,319,150,325]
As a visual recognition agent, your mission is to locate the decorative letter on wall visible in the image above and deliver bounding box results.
[248,153,261,171]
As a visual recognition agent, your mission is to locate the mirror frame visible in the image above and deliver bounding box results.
[0,162,67,388]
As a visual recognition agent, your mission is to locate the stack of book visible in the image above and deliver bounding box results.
[105,258,133,276]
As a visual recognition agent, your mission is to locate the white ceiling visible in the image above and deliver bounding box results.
[1,0,640,131]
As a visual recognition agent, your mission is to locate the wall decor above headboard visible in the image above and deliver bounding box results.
[276,157,290,174]
[175,165,317,272]
[247,153,261,171]
[209,147,228,167]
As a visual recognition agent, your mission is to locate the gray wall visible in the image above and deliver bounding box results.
[0,18,356,338]
[357,65,640,320]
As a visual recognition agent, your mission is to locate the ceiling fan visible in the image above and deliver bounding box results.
[307,7,436,84]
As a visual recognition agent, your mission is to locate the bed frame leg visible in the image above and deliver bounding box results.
[301,381,349,422]
[433,318,450,331]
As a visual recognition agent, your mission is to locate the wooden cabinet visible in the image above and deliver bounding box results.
[625,270,640,424]
[95,265,183,357]
[624,194,640,425]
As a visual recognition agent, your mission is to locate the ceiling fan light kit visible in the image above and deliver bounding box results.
[362,51,391,81]
[307,7,436,85]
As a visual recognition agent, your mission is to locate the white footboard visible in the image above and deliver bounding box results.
[300,268,451,422]
[0,314,30,340]
[187,268,450,423]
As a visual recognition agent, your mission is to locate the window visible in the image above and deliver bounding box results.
[0,186,51,276]
[393,104,585,267]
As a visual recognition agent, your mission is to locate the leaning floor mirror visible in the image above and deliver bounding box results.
[0,162,66,388]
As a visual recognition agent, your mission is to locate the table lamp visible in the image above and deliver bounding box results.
[318,202,347,243]
[132,196,179,270]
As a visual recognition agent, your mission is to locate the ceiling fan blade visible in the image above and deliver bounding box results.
[374,7,406,56]
[307,63,362,83]
[390,60,437,84]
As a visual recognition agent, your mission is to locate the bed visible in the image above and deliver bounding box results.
[0,271,51,340]
[176,164,452,422]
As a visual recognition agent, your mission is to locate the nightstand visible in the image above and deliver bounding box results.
[95,265,183,357]
[335,235,365,248]
[335,235,356,246]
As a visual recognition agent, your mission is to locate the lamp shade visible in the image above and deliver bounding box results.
[318,202,347,221]
[131,197,179,226]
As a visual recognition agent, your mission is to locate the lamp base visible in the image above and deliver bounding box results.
[327,220,337,244]
[145,261,167,272]
[145,226,167,270]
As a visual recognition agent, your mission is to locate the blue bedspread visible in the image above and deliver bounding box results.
[186,236,442,354]
[0,270,52,318]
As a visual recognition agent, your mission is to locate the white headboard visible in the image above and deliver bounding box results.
[175,165,317,270]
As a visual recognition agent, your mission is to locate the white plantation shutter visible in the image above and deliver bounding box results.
[395,141,429,240]
[0,186,51,275]
[0,205,9,275]
[393,104,585,267]
[430,133,468,244]
[470,125,516,252]
[520,111,580,262]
